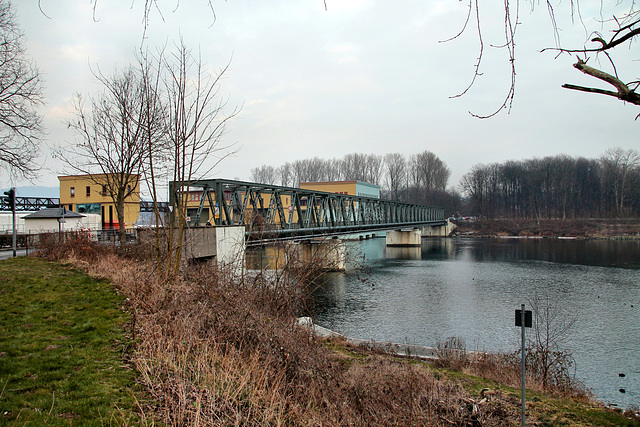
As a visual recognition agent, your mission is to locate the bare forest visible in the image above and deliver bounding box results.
[252,147,640,219]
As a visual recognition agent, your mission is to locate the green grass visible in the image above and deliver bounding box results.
[0,257,140,426]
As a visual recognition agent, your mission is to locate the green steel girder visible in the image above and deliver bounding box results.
[169,179,445,238]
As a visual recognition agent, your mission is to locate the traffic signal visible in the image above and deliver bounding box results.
[3,188,14,209]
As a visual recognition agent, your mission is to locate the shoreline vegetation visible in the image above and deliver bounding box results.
[451,218,640,240]
[1,235,639,425]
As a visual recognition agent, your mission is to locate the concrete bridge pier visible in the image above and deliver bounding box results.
[421,219,456,237]
[184,225,246,274]
[386,228,422,247]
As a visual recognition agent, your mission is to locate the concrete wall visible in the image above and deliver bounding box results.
[214,226,246,270]
[183,226,246,273]
[421,219,456,237]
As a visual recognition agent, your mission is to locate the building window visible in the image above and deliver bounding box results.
[86,186,91,197]
[76,203,101,214]
[70,187,75,197]
[102,185,107,196]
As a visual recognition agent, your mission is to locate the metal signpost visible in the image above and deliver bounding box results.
[515,304,532,426]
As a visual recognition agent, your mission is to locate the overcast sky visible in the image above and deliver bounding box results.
[6,0,638,194]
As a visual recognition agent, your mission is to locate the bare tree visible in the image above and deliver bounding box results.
[162,40,239,273]
[324,158,342,182]
[601,147,640,217]
[0,0,44,179]
[413,150,450,191]
[459,163,489,217]
[278,162,292,187]
[137,49,168,262]
[383,153,406,201]
[60,64,159,246]
[341,153,368,182]
[447,1,640,117]
[526,294,577,392]
[251,164,277,185]
[364,154,383,185]
[291,157,325,185]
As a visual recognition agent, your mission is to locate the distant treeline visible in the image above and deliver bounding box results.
[251,147,640,218]
[461,148,640,219]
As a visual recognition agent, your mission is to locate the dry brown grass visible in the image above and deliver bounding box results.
[434,336,591,401]
[34,235,526,426]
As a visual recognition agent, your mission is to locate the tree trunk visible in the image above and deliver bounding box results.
[116,196,126,248]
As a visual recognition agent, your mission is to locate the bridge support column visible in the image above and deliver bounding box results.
[184,225,246,274]
[386,228,421,247]
[421,219,456,237]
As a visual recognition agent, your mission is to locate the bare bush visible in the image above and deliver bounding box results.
[434,336,469,370]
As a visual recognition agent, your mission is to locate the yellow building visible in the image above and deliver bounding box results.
[58,174,141,229]
[300,181,380,199]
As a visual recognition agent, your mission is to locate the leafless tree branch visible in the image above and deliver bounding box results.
[0,0,44,180]
[562,58,640,106]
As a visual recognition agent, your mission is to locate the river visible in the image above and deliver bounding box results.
[309,236,640,409]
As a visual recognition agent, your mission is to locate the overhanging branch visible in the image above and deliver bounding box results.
[564,59,640,106]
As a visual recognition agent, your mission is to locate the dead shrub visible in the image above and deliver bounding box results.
[434,336,469,370]
[34,231,110,262]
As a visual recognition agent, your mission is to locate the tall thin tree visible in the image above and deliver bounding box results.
[0,0,43,179]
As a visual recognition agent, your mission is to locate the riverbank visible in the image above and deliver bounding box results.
[3,238,639,426]
[451,218,640,239]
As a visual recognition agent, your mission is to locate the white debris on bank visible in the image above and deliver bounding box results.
[297,317,439,360]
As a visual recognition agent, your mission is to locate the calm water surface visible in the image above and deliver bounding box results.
[311,237,640,408]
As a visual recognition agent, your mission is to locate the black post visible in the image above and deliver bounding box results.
[11,187,16,257]
[521,303,526,426]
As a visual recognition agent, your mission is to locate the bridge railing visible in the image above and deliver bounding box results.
[169,179,445,235]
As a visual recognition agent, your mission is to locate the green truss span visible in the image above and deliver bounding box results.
[170,179,445,239]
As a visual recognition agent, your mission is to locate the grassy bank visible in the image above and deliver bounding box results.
[2,238,639,425]
[0,257,140,426]
[452,218,640,238]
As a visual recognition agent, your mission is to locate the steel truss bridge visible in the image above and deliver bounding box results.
[0,197,170,213]
[170,179,446,240]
